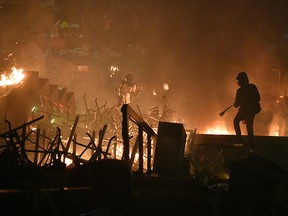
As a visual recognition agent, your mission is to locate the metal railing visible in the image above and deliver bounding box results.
[121,104,157,175]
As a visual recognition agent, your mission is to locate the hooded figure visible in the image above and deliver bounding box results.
[233,72,261,152]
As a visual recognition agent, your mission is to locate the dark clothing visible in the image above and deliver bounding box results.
[234,83,261,115]
[233,83,261,149]
[233,108,255,144]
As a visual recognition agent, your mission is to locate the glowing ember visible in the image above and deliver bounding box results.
[64,158,73,166]
[0,67,25,86]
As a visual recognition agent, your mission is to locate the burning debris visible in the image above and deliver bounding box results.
[0,66,24,86]
[0,66,25,96]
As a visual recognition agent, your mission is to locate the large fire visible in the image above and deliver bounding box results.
[0,66,25,86]
[205,126,230,135]
[204,121,231,135]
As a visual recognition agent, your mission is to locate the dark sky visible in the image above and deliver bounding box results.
[1,0,288,134]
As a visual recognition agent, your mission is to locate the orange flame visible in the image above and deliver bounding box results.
[204,121,231,135]
[0,67,25,86]
[205,126,230,135]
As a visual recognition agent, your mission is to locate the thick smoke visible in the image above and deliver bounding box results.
[0,0,287,135]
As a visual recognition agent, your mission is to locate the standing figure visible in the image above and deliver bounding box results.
[116,74,138,106]
[233,72,261,152]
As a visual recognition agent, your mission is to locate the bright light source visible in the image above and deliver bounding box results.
[163,83,169,91]
[0,66,25,86]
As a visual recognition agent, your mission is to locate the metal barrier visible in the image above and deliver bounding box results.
[121,104,157,175]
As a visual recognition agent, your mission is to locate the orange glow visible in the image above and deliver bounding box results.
[163,83,169,91]
[0,67,25,86]
[269,124,280,136]
[205,126,230,135]
[204,123,230,135]
[64,158,73,166]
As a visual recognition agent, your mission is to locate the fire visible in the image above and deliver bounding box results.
[205,126,230,135]
[204,121,231,135]
[0,66,25,86]
[269,124,280,136]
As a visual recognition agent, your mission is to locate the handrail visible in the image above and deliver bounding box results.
[0,116,44,138]
[121,104,157,175]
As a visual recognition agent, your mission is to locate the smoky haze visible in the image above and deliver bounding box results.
[0,0,287,135]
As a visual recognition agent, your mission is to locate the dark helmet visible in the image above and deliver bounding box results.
[125,74,134,83]
[236,72,249,85]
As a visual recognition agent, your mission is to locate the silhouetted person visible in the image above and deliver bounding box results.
[233,72,261,152]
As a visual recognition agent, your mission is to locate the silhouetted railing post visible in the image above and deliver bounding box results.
[121,105,130,163]
[34,127,40,164]
[91,130,95,158]
[138,127,143,173]
[73,133,77,155]
[121,104,157,175]
[147,133,152,175]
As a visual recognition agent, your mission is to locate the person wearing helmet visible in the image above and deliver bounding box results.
[116,74,138,106]
[233,72,261,152]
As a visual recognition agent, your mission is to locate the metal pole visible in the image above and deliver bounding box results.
[34,127,40,164]
[121,105,130,162]
[147,133,152,175]
[65,115,79,154]
[91,130,95,158]
[138,127,143,174]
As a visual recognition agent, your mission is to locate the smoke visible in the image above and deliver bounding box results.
[0,0,286,135]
